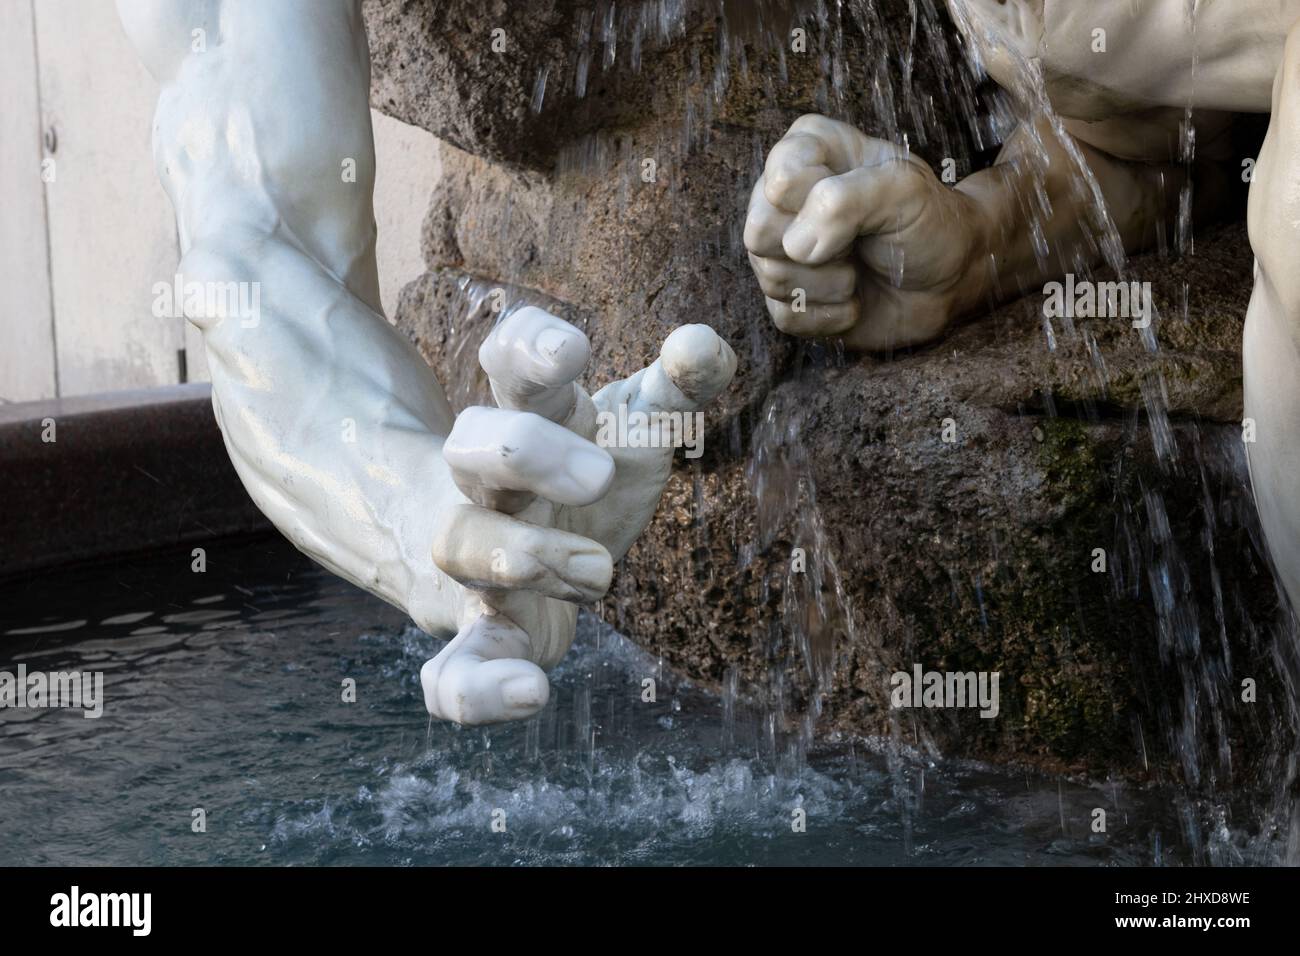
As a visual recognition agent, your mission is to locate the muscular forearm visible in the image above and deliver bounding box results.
[953,116,1186,317]
[182,228,463,634]
[121,0,473,633]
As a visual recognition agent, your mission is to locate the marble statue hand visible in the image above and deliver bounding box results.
[421,308,737,725]
[116,0,738,727]
[745,114,987,351]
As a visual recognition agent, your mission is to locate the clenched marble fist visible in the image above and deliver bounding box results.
[745,0,1300,620]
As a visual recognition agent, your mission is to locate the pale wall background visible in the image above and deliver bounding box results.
[0,0,439,404]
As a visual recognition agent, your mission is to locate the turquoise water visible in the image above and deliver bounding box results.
[0,536,1238,866]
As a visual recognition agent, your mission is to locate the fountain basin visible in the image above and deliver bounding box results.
[0,534,1228,866]
[0,384,267,578]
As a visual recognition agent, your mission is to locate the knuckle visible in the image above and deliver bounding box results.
[514,522,547,557]
[429,516,455,563]
[494,544,544,587]
[765,167,797,200]
[486,317,528,353]
[449,407,491,447]
[495,309,529,337]
[766,299,799,334]
[810,176,852,214]
[445,420,470,452]
[789,114,833,138]
[749,253,782,280]
[744,215,774,252]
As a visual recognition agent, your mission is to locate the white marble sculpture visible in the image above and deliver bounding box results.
[746,0,1300,617]
[116,0,736,725]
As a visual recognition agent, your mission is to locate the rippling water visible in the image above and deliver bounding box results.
[0,536,1217,866]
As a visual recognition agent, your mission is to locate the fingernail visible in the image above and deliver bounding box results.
[563,546,613,600]
[563,444,615,502]
[535,327,582,366]
[501,674,548,709]
[659,326,737,404]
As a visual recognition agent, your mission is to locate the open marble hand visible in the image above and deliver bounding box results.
[423,308,736,724]
[117,0,737,727]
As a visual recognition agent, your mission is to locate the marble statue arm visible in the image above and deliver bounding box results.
[743,0,1300,623]
[743,112,1186,350]
[743,0,1300,352]
[1243,23,1300,615]
[116,0,460,631]
[117,0,737,724]
[982,0,1295,118]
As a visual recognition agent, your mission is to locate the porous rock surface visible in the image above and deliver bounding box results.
[365,0,1293,782]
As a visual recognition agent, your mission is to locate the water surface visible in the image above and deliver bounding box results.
[0,537,1210,865]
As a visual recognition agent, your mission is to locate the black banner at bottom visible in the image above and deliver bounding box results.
[0,866,1287,941]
